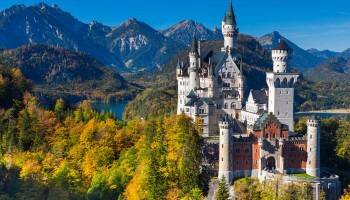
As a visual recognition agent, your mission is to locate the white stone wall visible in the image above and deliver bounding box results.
[219,122,233,183]
[266,73,298,131]
[306,119,321,177]
[272,50,292,73]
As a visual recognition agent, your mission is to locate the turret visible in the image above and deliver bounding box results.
[218,116,233,184]
[176,59,181,76]
[306,115,321,177]
[221,0,239,51]
[272,39,292,73]
[189,35,198,91]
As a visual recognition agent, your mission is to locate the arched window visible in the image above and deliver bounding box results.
[231,103,236,109]
[227,72,231,77]
[282,78,288,87]
[289,78,294,87]
[222,72,226,78]
[275,78,281,87]
[224,103,228,109]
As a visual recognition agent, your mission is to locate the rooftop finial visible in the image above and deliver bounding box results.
[226,0,236,25]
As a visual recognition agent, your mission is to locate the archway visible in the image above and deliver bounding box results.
[266,157,276,170]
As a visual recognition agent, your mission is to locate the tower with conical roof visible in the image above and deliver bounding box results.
[266,39,299,131]
[189,35,199,91]
[218,116,233,184]
[221,0,238,51]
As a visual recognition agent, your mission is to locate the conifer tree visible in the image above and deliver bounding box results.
[216,175,230,200]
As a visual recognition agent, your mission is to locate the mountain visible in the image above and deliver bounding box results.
[307,48,340,60]
[0,44,141,103]
[106,18,183,70]
[0,3,182,71]
[255,31,327,72]
[304,57,350,82]
[341,48,350,58]
[161,20,222,46]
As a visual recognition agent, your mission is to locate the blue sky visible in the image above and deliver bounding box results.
[1,0,350,52]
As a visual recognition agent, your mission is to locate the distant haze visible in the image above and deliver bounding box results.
[0,0,349,51]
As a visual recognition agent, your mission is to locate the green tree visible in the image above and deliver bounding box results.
[216,176,230,200]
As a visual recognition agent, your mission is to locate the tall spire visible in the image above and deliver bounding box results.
[226,0,236,25]
[190,34,198,54]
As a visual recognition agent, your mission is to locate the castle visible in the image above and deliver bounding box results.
[176,1,340,199]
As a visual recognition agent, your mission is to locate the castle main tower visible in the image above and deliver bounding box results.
[306,115,321,177]
[218,117,233,183]
[221,0,238,51]
[266,40,299,131]
[189,35,199,91]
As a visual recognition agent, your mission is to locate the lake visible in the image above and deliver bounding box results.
[92,101,128,120]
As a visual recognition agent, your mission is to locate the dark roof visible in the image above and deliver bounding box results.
[222,14,227,22]
[210,51,226,64]
[310,114,318,120]
[251,90,268,104]
[187,90,197,98]
[176,60,181,69]
[272,39,292,51]
[200,98,214,105]
[190,35,198,53]
[232,118,246,134]
[226,0,236,25]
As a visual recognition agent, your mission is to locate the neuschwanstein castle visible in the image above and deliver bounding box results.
[176,1,340,199]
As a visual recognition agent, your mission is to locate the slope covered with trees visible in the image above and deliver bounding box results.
[0,45,142,104]
[0,90,207,199]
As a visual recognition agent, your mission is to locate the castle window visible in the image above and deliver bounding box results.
[186,108,189,112]
[201,118,205,123]
[180,100,182,104]
[222,144,224,148]
[300,158,303,163]
[310,148,312,152]
[244,147,250,153]
[291,159,294,163]
[273,134,276,138]
[222,72,226,77]
[245,160,248,165]
[287,91,289,95]
[291,147,296,152]
[299,146,304,151]
[256,160,258,164]
[227,72,231,77]
[235,147,240,153]
[265,134,268,138]
[280,91,282,94]
[310,134,312,139]
[236,160,239,165]
[255,149,258,153]
[309,161,311,165]
[199,109,205,114]
[224,103,228,109]
[222,157,223,161]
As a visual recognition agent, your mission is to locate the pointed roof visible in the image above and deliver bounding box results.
[222,14,227,22]
[187,90,197,98]
[226,0,237,25]
[176,59,181,69]
[190,35,198,54]
[272,39,292,51]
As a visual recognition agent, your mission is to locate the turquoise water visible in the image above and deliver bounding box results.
[92,101,128,120]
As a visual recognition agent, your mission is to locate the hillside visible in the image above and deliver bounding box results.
[0,45,141,103]
[304,57,350,82]
[0,61,32,109]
